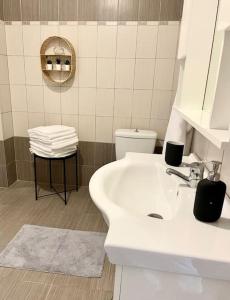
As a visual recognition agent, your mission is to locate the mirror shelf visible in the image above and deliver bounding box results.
[175,106,229,149]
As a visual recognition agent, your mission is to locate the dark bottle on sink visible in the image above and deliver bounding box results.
[193,161,226,222]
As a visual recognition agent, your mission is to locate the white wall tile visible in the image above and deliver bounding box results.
[114,89,133,117]
[0,24,7,55]
[150,118,168,140]
[78,58,96,87]
[97,58,115,88]
[0,85,11,113]
[27,86,44,113]
[2,112,14,139]
[0,55,10,84]
[96,89,114,117]
[59,25,78,54]
[45,113,61,125]
[117,26,137,58]
[28,112,45,128]
[5,25,23,56]
[79,88,96,115]
[11,85,27,112]
[78,115,95,142]
[113,117,131,139]
[60,87,78,115]
[61,114,78,131]
[157,25,179,58]
[132,90,152,118]
[134,59,155,89]
[44,86,61,114]
[8,56,25,85]
[115,59,135,89]
[96,116,113,143]
[40,25,59,43]
[78,25,97,58]
[151,90,173,120]
[131,118,150,130]
[154,59,175,90]
[13,111,28,137]
[25,57,43,85]
[23,25,41,56]
[97,26,117,58]
[136,26,158,58]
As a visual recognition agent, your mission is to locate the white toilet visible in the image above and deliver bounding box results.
[115,129,157,160]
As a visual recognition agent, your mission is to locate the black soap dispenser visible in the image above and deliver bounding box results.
[193,161,226,222]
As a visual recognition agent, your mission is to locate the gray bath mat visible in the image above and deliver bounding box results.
[0,225,106,277]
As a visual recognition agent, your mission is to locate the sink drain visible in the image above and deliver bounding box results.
[147,213,163,219]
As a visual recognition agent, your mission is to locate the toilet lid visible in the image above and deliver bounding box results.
[115,129,157,139]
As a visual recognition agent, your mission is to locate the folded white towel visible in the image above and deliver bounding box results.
[30,137,78,150]
[29,133,77,145]
[28,125,76,140]
[30,141,76,154]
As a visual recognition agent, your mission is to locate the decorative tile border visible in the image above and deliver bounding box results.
[4,20,180,26]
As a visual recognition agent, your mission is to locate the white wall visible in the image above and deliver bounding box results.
[5,20,180,143]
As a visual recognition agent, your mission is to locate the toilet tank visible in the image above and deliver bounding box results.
[115,129,157,160]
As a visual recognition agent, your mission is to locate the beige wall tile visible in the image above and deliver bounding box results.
[136,25,158,58]
[114,89,133,117]
[0,84,11,113]
[131,117,150,130]
[132,89,152,118]
[8,56,25,85]
[45,113,61,126]
[78,25,97,58]
[96,89,114,117]
[5,24,23,55]
[96,116,113,143]
[13,111,28,137]
[11,85,27,112]
[22,24,41,56]
[27,85,44,113]
[78,58,97,88]
[115,59,135,89]
[157,25,179,58]
[0,55,10,84]
[44,86,61,114]
[97,58,115,88]
[25,57,43,85]
[134,59,155,89]
[79,88,96,115]
[0,23,7,55]
[28,112,45,128]
[60,87,78,115]
[154,58,175,90]
[151,90,173,120]
[59,0,78,21]
[2,111,14,139]
[117,25,137,58]
[78,115,96,142]
[97,25,117,58]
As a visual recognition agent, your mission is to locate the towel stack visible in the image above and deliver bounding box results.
[28,125,78,158]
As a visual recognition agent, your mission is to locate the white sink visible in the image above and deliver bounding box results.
[89,153,230,300]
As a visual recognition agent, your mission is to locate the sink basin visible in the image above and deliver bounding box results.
[104,159,180,220]
[89,153,230,282]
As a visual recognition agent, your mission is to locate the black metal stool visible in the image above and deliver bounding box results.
[33,151,78,205]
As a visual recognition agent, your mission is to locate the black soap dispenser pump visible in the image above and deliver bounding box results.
[193,161,226,222]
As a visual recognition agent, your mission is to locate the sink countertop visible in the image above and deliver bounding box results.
[90,153,230,281]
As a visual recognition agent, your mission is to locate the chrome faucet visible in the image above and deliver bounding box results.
[166,162,204,188]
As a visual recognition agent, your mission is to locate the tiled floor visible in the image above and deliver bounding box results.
[0,181,114,300]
